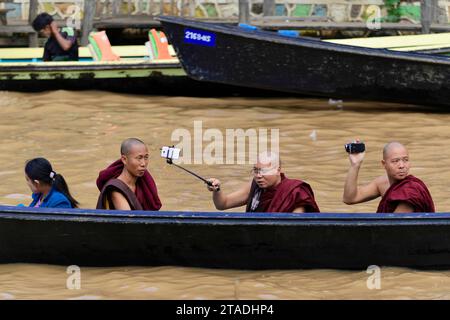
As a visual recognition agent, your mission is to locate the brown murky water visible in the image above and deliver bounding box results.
[1,90,450,299]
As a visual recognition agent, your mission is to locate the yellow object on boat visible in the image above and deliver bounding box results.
[326,32,450,51]
[0,45,177,60]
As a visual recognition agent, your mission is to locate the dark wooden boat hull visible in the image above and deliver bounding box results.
[1,206,450,269]
[159,16,450,107]
[0,61,277,96]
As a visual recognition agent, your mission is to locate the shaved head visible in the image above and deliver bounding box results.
[383,142,408,160]
[382,141,410,182]
[120,138,146,156]
[254,151,282,189]
[257,151,281,168]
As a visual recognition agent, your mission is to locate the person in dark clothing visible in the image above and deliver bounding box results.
[32,12,78,61]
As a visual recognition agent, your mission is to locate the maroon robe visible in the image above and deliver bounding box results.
[96,178,143,210]
[96,159,162,211]
[246,173,320,213]
[376,175,435,213]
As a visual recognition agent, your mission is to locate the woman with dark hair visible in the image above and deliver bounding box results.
[25,158,79,208]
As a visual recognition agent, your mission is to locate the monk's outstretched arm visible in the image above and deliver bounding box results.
[343,151,381,204]
[111,191,132,210]
[207,179,251,210]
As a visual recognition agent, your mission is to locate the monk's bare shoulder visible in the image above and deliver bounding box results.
[374,175,390,196]
[111,190,132,210]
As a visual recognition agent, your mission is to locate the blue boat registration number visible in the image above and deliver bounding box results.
[184,29,216,46]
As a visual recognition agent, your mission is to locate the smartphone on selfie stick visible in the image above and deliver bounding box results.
[161,146,219,191]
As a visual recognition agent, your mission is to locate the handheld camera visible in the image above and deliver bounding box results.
[345,142,365,154]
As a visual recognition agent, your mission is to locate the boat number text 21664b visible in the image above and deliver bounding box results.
[184,29,216,47]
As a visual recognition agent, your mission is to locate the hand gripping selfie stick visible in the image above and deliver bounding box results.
[162,146,220,191]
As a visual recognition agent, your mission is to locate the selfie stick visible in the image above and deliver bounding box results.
[165,157,220,191]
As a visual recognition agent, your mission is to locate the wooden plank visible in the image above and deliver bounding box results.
[81,0,97,46]
[149,0,154,16]
[91,16,450,32]
[262,16,328,22]
[263,0,275,17]
[94,16,161,28]
[421,0,441,34]
[326,32,450,49]
[189,0,195,17]
[0,45,158,59]
[0,25,34,33]
[94,16,240,28]
[0,59,180,68]
[180,0,185,17]
[263,0,384,3]
[0,37,29,46]
[254,21,450,31]
[28,0,38,47]
[0,8,14,26]
[127,0,132,15]
[422,0,432,34]
[239,0,250,24]
[0,47,44,59]
[170,0,175,15]
[112,0,121,16]
[393,43,450,51]
[328,42,450,52]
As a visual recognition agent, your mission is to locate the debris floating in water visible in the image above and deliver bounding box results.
[309,130,317,141]
[1,293,15,300]
[328,98,344,109]
[4,193,31,200]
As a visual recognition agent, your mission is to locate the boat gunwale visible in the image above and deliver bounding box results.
[1,206,450,226]
[0,60,182,72]
[158,16,450,66]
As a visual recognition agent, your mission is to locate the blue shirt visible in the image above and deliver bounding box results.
[29,187,73,208]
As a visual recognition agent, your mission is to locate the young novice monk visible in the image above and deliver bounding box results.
[96,138,161,211]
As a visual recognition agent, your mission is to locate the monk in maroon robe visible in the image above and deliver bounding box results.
[206,151,320,213]
[376,175,434,213]
[96,138,161,211]
[343,141,435,213]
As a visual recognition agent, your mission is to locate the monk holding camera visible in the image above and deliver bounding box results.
[343,141,434,213]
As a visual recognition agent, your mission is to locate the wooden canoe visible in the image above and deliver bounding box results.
[0,45,268,96]
[1,205,450,269]
[0,45,185,94]
[158,16,450,107]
